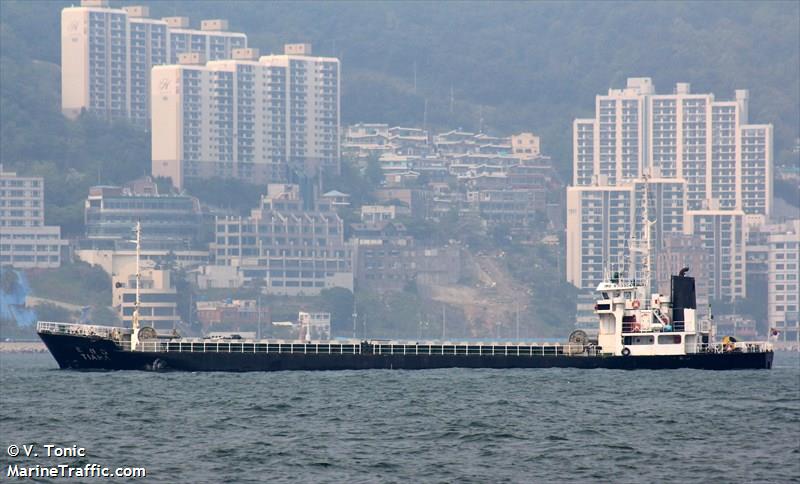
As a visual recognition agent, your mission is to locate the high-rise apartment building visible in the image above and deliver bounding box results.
[766,220,799,344]
[655,233,711,316]
[566,177,687,289]
[572,77,652,188]
[572,78,772,219]
[567,78,772,299]
[151,44,340,188]
[740,124,774,221]
[566,185,635,288]
[211,184,352,296]
[684,209,747,301]
[0,167,66,269]
[61,0,246,124]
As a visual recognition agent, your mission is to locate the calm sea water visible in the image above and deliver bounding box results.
[1,352,798,483]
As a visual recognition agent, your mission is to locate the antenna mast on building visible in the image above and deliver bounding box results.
[413,61,417,94]
[449,85,454,116]
[423,98,428,133]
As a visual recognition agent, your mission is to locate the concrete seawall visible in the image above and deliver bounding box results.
[0,342,47,353]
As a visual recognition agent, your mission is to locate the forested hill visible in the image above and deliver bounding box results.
[1,1,798,181]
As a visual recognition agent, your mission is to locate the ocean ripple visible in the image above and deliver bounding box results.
[0,352,798,483]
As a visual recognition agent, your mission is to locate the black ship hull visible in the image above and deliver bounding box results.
[38,332,774,372]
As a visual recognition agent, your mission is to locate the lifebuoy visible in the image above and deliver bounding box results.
[632,300,640,309]
[621,347,631,356]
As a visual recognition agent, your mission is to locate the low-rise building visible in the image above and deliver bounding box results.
[298,311,331,339]
[342,123,392,163]
[511,133,541,159]
[84,177,202,250]
[321,190,351,208]
[1,227,66,269]
[466,189,545,226]
[212,184,353,296]
[196,299,270,333]
[360,205,407,224]
[193,265,243,289]
[351,221,460,292]
[713,314,758,340]
[76,248,209,276]
[112,265,180,332]
[374,188,431,219]
[0,167,66,268]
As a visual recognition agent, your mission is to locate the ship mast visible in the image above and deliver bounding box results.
[629,175,655,299]
[641,175,652,298]
[131,220,142,350]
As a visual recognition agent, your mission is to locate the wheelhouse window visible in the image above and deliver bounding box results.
[623,335,654,345]
[658,335,682,345]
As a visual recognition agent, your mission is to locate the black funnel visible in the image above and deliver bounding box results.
[671,271,696,324]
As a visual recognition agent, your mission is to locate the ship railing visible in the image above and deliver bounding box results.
[622,321,686,333]
[695,341,773,354]
[127,340,603,357]
[133,340,364,355]
[36,321,130,340]
[372,343,598,357]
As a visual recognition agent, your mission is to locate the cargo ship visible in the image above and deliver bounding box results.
[36,221,773,371]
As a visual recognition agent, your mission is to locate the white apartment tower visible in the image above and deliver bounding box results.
[566,177,687,289]
[572,78,772,219]
[151,44,340,188]
[61,0,246,124]
[567,78,772,299]
[766,220,800,344]
[566,185,636,288]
